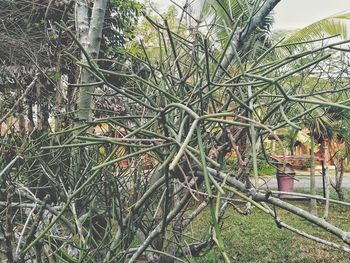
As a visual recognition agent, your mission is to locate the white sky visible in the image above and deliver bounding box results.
[273,0,350,29]
[156,0,350,29]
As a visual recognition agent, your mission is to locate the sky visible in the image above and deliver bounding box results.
[156,0,350,30]
[273,0,350,29]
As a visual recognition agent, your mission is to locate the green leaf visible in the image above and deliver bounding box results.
[282,12,350,46]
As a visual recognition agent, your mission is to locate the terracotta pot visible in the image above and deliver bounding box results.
[276,172,295,192]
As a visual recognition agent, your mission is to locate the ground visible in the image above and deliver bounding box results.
[192,197,350,263]
[190,170,350,263]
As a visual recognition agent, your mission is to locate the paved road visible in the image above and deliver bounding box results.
[258,171,350,190]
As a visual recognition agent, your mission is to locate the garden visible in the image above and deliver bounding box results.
[1,0,350,262]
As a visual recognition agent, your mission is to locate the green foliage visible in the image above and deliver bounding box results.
[305,110,335,141]
[102,0,143,55]
[333,110,350,156]
[125,4,184,61]
[47,70,60,82]
[3,1,350,262]
[257,159,276,176]
[201,0,274,56]
[303,159,311,168]
[282,12,350,46]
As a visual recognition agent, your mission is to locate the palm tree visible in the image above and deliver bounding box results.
[198,0,281,80]
[200,0,276,62]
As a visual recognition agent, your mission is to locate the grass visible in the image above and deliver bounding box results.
[187,190,350,263]
[257,159,277,176]
[295,188,350,201]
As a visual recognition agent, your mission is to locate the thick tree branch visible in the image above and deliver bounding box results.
[206,167,350,245]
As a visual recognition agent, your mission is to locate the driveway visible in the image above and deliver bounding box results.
[258,170,350,190]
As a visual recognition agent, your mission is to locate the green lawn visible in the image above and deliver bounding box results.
[188,194,350,262]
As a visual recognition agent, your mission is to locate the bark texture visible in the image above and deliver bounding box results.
[76,0,108,123]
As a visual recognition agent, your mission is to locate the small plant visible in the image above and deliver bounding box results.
[257,159,277,176]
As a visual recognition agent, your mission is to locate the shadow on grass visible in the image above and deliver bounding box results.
[190,193,350,263]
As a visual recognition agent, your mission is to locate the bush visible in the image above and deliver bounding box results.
[257,159,276,176]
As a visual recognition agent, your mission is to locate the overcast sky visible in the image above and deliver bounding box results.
[273,0,350,29]
[156,0,350,29]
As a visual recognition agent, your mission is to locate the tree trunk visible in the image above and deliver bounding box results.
[323,140,330,220]
[334,157,345,201]
[309,136,317,215]
[333,141,345,201]
[75,0,108,125]
[336,159,345,201]
[70,0,108,223]
[215,0,281,80]
[55,54,64,131]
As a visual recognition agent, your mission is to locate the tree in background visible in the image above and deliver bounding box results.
[0,0,142,134]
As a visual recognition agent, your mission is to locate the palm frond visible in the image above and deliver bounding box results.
[200,0,274,53]
[200,0,246,41]
[305,109,335,141]
[281,12,350,46]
